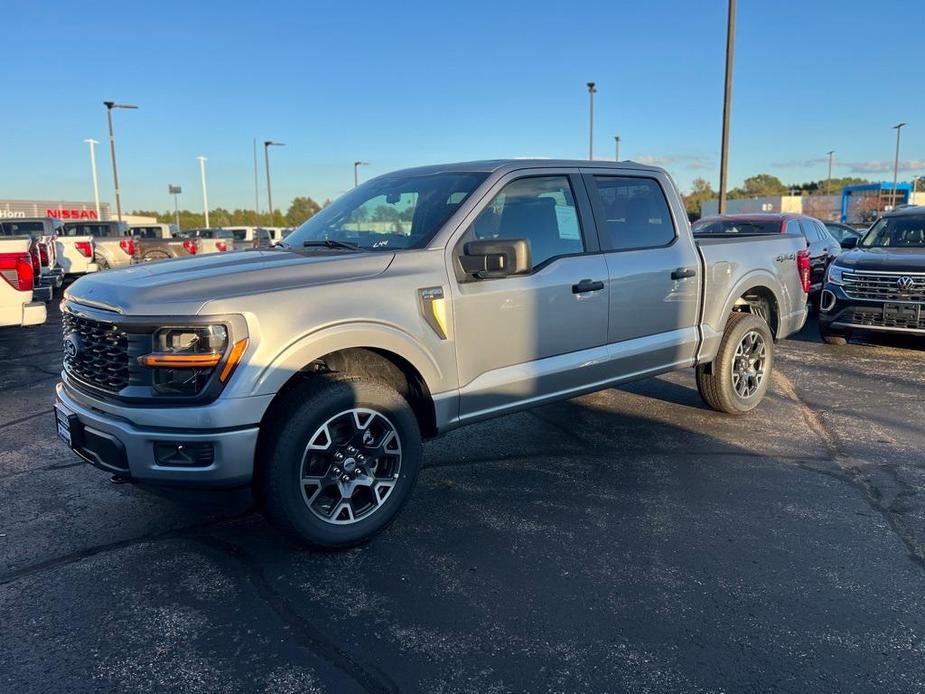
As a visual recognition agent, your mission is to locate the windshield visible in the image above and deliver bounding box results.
[861,214,925,248]
[692,218,781,235]
[282,171,489,251]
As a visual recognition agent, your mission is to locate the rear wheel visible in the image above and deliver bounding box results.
[257,375,422,548]
[696,312,773,414]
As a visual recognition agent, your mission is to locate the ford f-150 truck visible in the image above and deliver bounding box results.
[55,160,810,547]
[130,224,199,262]
[0,236,46,327]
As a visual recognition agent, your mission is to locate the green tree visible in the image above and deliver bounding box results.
[372,205,400,222]
[729,173,788,199]
[285,197,322,226]
[683,178,716,220]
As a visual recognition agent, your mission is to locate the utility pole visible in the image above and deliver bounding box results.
[718,0,736,214]
[826,150,835,195]
[586,82,597,160]
[168,185,182,231]
[353,161,370,188]
[264,141,285,220]
[614,135,621,162]
[252,138,260,224]
[83,138,101,218]
[891,122,906,209]
[102,101,138,222]
[196,156,209,227]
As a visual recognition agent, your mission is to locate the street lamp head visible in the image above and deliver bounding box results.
[265,141,285,147]
[586,81,596,93]
[84,138,99,145]
[104,101,138,110]
[894,122,907,130]
[196,155,207,162]
[355,161,370,166]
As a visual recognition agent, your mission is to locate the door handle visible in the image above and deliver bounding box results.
[572,279,605,294]
[671,267,696,280]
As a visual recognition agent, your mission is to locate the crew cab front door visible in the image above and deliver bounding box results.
[583,172,701,373]
[449,171,610,422]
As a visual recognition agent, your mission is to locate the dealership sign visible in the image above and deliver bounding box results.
[0,199,110,221]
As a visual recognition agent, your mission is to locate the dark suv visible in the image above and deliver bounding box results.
[693,213,841,298]
[819,206,925,344]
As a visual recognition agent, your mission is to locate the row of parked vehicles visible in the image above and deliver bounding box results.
[692,207,925,344]
[0,219,291,327]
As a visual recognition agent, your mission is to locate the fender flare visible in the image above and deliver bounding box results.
[717,269,787,334]
[250,320,444,397]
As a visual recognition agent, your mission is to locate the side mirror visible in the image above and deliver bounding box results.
[840,236,858,249]
[459,238,531,279]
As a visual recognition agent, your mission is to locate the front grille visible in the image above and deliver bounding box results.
[62,310,130,392]
[842,305,925,331]
[841,271,925,302]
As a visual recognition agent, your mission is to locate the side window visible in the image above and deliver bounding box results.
[799,220,820,241]
[815,221,835,243]
[470,176,584,268]
[591,176,675,251]
[786,220,804,238]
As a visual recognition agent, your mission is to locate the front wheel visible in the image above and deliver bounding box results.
[257,375,422,548]
[696,312,774,414]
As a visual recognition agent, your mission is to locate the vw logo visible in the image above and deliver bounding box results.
[896,276,915,293]
[63,334,80,360]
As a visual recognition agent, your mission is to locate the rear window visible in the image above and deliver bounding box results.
[1,221,45,235]
[692,219,781,235]
[63,223,125,237]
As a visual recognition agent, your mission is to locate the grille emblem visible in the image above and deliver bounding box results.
[897,276,915,293]
[63,334,81,359]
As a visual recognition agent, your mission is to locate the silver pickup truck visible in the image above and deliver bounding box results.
[55,160,809,548]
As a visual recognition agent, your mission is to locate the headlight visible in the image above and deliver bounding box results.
[139,325,229,395]
[826,264,844,285]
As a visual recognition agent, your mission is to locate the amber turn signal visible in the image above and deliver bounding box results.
[219,339,249,383]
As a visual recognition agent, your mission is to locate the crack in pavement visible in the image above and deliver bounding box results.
[194,535,398,694]
[0,512,257,586]
[0,410,50,432]
[773,369,925,571]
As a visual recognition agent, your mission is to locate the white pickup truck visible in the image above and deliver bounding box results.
[0,236,46,327]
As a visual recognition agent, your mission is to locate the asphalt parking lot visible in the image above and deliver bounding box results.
[2,302,924,694]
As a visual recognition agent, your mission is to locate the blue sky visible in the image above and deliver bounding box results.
[3,0,923,212]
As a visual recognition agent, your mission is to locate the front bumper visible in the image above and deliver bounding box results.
[55,381,262,487]
[819,283,925,335]
[39,267,65,289]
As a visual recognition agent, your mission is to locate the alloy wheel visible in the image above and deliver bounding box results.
[731,329,767,399]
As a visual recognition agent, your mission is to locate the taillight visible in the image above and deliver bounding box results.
[0,252,35,291]
[120,239,136,256]
[75,241,93,258]
[182,239,198,255]
[797,249,811,293]
[215,241,228,253]
[38,243,49,266]
[30,248,41,276]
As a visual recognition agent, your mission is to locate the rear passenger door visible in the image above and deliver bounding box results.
[584,172,702,372]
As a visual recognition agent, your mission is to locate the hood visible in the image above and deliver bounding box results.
[65,248,395,315]
[833,246,925,273]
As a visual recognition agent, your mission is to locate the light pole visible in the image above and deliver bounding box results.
[353,161,370,188]
[891,122,906,209]
[102,101,138,222]
[586,82,597,160]
[168,185,182,231]
[614,135,621,162]
[83,138,101,219]
[196,156,209,227]
[912,175,921,203]
[826,150,835,195]
[718,0,736,214]
[264,141,285,220]
[252,138,260,224]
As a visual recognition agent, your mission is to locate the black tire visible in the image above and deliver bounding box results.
[257,375,422,549]
[696,312,774,415]
[819,322,850,345]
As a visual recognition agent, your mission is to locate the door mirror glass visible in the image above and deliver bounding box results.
[840,235,858,249]
[460,239,531,279]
